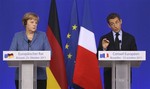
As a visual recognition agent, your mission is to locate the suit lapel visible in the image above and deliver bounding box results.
[121,31,127,50]
[108,32,116,50]
[31,31,38,46]
[23,31,29,50]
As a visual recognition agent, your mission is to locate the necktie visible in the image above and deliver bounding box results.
[115,33,120,50]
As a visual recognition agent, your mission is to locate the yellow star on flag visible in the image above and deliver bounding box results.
[67,53,72,59]
[72,25,77,30]
[67,33,71,38]
[65,43,69,49]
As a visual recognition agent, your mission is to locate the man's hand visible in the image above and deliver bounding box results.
[102,38,110,50]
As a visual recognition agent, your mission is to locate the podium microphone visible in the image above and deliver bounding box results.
[28,40,31,50]
[119,40,122,50]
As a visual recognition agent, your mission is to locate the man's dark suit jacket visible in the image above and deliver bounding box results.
[97,30,137,89]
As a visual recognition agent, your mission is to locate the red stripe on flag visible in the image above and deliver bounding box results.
[73,45,102,89]
[46,26,68,89]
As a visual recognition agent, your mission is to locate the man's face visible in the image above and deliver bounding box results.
[108,17,122,32]
[26,19,38,32]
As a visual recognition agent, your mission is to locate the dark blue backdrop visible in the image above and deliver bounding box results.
[0,0,150,89]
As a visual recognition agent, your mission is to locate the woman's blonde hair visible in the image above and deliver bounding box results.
[22,12,39,26]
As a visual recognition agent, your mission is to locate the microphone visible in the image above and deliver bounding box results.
[119,40,122,50]
[28,40,31,50]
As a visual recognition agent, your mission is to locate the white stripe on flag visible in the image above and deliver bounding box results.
[78,26,96,54]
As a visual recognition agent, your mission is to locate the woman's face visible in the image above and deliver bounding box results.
[26,19,38,33]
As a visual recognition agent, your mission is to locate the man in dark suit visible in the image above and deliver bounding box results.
[97,13,137,89]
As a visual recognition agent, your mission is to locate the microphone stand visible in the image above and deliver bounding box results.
[28,40,31,50]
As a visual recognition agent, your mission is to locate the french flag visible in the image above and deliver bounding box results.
[73,0,102,89]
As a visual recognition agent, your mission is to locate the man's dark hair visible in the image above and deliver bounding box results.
[106,13,121,24]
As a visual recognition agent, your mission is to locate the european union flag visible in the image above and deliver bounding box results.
[64,0,79,88]
[100,53,105,58]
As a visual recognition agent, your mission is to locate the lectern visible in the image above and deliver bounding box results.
[98,51,146,89]
[3,51,51,89]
